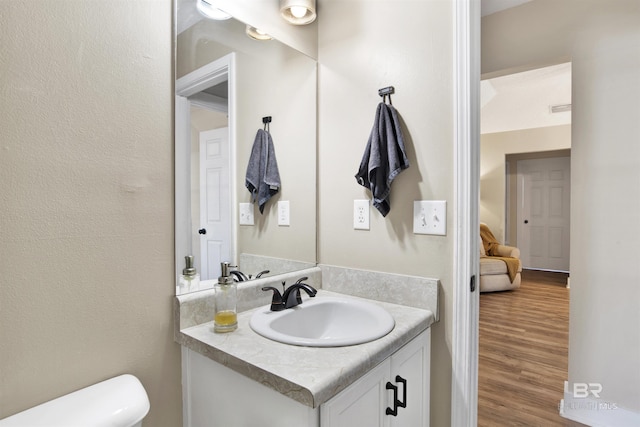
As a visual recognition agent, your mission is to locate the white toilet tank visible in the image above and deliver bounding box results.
[0,374,150,427]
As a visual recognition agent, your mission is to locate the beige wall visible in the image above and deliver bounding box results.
[0,1,181,425]
[483,0,640,414]
[234,46,317,264]
[317,1,454,425]
[480,125,571,244]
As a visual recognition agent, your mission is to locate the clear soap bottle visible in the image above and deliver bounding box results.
[214,262,237,333]
[178,255,200,293]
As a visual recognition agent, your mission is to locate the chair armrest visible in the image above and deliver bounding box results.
[494,244,520,259]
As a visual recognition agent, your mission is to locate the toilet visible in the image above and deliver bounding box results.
[0,374,150,427]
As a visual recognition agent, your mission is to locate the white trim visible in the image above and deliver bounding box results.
[175,53,238,287]
[189,92,228,113]
[451,0,480,426]
[176,56,231,97]
[560,393,640,426]
[175,95,192,289]
[181,346,192,427]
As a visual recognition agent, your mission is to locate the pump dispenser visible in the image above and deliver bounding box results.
[214,262,238,333]
[178,255,200,293]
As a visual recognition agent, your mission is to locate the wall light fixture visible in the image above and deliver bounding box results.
[246,25,273,41]
[197,0,231,20]
[279,0,316,25]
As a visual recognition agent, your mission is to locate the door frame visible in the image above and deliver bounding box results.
[451,0,480,425]
[175,53,237,288]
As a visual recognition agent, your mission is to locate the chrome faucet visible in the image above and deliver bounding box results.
[231,269,270,281]
[262,277,317,311]
[230,270,249,282]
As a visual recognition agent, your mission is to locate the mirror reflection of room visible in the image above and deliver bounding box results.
[176,9,317,294]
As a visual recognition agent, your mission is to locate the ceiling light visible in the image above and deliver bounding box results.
[196,0,231,20]
[246,25,273,41]
[280,0,316,25]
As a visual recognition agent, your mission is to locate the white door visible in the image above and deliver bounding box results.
[200,127,231,280]
[517,157,571,272]
[390,329,430,427]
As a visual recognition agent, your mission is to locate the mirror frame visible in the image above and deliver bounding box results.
[175,53,237,287]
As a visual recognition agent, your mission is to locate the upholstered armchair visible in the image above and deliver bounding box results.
[479,223,522,292]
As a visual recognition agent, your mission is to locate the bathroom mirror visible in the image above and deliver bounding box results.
[175,1,317,294]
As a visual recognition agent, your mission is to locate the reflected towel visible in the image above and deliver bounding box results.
[245,129,280,214]
[355,102,409,216]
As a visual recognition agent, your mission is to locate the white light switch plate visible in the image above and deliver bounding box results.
[413,200,446,235]
[239,203,254,226]
[278,201,290,226]
[354,200,370,230]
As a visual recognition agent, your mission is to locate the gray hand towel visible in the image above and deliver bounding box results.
[355,102,409,216]
[245,129,281,214]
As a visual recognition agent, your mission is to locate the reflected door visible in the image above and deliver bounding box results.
[517,156,571,272]
[200,127,231,280]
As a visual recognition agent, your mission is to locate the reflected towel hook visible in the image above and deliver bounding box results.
[262,116,272,131]
[378,86,395,105]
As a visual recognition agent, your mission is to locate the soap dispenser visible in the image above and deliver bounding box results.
[179,255,200,293]
[214,262,238,333]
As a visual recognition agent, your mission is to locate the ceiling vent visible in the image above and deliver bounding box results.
[550,104,572,113]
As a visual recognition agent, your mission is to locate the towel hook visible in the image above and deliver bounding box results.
[378,86,395,105]
[262,116,272,131]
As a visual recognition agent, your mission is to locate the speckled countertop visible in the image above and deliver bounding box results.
[176,290,434,408]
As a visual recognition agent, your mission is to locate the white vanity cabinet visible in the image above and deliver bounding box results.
[321,329,430,427]
[182,329,430,427]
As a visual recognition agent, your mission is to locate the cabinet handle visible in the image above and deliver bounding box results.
[396,375,407,409]
[385,375,407,416]
[385,381,398,416]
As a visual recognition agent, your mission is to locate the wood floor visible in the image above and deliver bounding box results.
[478,270,586,426]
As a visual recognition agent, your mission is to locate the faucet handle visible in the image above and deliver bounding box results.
[262,286,285,311]
[294,276,309,285]
[255,270,270,279]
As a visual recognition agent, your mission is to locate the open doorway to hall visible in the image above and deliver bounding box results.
[478,62,576,425]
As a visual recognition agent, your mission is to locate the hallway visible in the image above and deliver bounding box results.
[478,270,585,426]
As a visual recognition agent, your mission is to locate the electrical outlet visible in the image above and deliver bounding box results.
[239,203,254,226]
[354,200,370,230]
[413,200,446,235]
[278,201,290,226]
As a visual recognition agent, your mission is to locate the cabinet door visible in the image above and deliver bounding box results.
[321,359,391,427]
[390,329,430,427]
[321,329,431,427]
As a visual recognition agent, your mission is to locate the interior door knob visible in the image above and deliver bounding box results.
[199,228,207,235]
[524,220,529,224]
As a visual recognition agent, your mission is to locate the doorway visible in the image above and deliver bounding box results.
[175,53,237,291]
[478,62,573,423]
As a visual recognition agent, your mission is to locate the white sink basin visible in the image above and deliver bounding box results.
[249,296,395,347]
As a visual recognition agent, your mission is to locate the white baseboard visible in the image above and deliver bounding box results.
[560,392,640,426]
